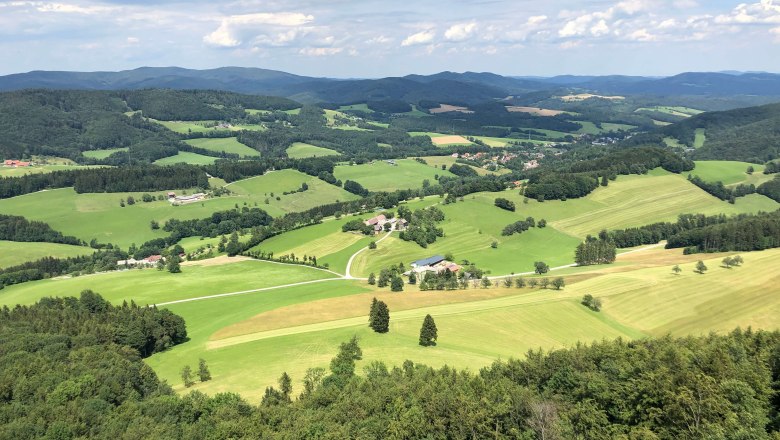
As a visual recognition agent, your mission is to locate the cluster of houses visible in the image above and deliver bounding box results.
[363,214,408,234]
[117,255,164,268]
[3,160,32,167]
[167,192,206,205]
[408,255,462,276]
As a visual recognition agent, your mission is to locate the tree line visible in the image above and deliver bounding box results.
[0,214,84,246]
[0,249,127,289]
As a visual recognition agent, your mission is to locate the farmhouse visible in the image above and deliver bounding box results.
[411,255,445,269]
[364,214,387,227]
[117,255,164,268]
[3,160,31,167]
[409,255,461,275]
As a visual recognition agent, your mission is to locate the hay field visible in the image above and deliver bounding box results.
[184,137,260,157]
[431,135,472,145]
[334,159,456,192]
[505,106,565,116]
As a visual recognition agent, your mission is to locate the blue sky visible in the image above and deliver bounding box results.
[0,0,778,77]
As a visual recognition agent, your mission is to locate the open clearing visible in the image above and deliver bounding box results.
[285,142,339,158]
[418,155,497,176]
[691,160,768,185]
[560,94,625,101]
[575,121,636,135]
[0,240,93,268]
[430,135,472,146]
[184,137,260,157]
[635,106,703,117]
[82,148,129,159]
[334,159,456,192]
[153,151,218,165]
[505,106,565,116]
[0,164,101,177]
[429,104,474,114]
[694,128,707,148]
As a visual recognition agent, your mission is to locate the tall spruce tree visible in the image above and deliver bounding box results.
[198,358,211,382]
[368,297,379,326]
[370,300,390,333]
[419,314,438,346]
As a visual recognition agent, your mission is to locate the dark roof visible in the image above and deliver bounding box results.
[411,255,445,267]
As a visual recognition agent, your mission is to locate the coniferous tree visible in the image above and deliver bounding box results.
[408,272,417,285]
[419,314,438,347]
[370,300,390,333]
[368,297,379,325]
[198,358,211,382]
[367,272,376,285]
[167,256,181,274]
[390,276,404,292]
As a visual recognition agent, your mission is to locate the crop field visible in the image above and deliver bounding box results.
[431,135,472,146]
[0,171,357,248]
[350,170,778,276]
[285,142,339,158]
[691,160,767,185]
[505,106,565,116]
[184,137,260,157]
[139,245,780,400]
[153,152,218,165]
[82,148,129,159]
[0,258,338,307]
[334,159,456,192]
[0,240,93,268]
[154,120,227,134]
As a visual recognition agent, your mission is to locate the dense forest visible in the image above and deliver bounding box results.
[607,211,780,253]
[2,294,780,439]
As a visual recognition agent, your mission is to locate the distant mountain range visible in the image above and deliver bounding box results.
[1,67,780,104]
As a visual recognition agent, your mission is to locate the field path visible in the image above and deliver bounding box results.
[344,230,393,279]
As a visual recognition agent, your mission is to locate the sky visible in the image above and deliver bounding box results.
[0,0,778,78]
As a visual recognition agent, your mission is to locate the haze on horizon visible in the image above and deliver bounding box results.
[0,0,778,78]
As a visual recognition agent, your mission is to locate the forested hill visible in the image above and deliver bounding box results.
[663,102,780,162]
[0,89,297,160]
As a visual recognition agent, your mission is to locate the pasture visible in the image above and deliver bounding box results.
[575,121,636,135]
[153,152,218,165]
[285,142,339,158]
[350,170,779,276]
[635,106,703,117]
[145,245,780,400]
[0,170,356,247]
[505,106,565,116]
[0,258,338,307]
[0,164,100,177]
[691,160,766,185]
[184,137,260,157]
[418,155,496,176]
[694,128,707,148]
[334,159,456,192]
[0,240,92,268]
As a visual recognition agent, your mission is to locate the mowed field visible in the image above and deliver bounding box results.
[0,258,339,307]
[153,152,218,165]
[0,240,93,268]
[0,164,101,177]
[82,148,129,159]
[350,170,779,276]
[333,159,456,192]
[0,170,357,248]
[285,142,339,158]
[184,137,260,157]
[140,246,780,400]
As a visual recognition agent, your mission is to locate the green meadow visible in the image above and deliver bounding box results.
[350,170,778,276]
[184,137,260,157]
[575,121,636,135]
[154,151,218,165]
[691,160,768,185]
[0,170,356,248]
[0,259,338,307]
[142,247,780,400]
[694,128,707,148]
[0,240,93,268]
[0,164,100,177]
[82,148,129,159]
[334,159,456,192]
[285,142,339,158]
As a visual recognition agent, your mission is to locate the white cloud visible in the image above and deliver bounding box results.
[715,0,780,25]
[444,22,477,41]
[527,15,548,25]
[559,15,593,37]
[126,37,139,45]
[367,35,392,44]
[628,28,657,41]
[36,2,115,14]
[590,19,610,36]
[299,47,342,56]
[401,30,435,46]
[203,12,314,48]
